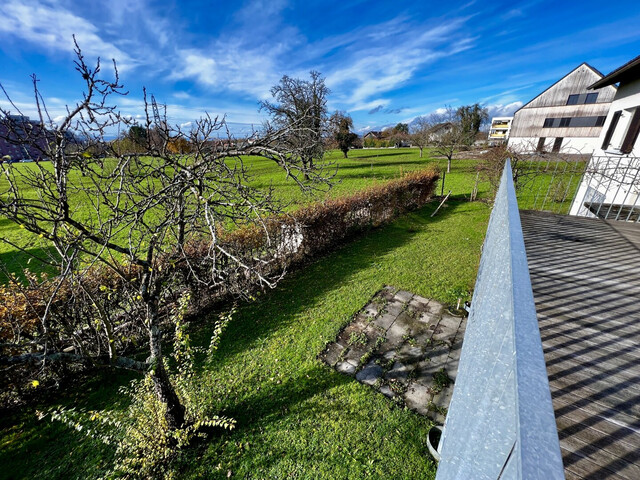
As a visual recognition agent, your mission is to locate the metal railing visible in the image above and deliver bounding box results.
[569,155,640,221]
[436,160,564,480]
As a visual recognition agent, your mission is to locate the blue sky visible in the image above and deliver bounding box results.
[1,0,640,136]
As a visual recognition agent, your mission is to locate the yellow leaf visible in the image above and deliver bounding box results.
[31,380,39,388]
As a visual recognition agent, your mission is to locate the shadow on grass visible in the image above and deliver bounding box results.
[0,368,136,480]
[337,159,430,169]
[0,245,59,283]
[185,201,471,475]
[210,198,463,363]
[196,199,467,427]
[347,150,416,159]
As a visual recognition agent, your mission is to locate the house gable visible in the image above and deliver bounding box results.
[518,63,616,112]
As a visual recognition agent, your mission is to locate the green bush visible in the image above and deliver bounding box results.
[46,296,236,479]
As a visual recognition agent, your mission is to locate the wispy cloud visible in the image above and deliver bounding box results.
[368,104,407,115]
[171,45,281,99]
[324,17,475,106]
[0,0,134,69]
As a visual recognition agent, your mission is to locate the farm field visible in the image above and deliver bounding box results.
[0,148,583,479]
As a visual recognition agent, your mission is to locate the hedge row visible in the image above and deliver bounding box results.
[0,168,438,405]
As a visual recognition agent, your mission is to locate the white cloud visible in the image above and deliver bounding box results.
[349,98,391,113]
[0,0,134,70]
[325,17,474,107]
[486,101,523,118]
[171,45,281,99]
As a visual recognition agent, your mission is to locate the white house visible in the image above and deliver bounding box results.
[569,55,640,219]
[508,63,616,154]
[487,117,513,145]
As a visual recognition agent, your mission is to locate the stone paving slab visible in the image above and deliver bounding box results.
[319,286,467,422]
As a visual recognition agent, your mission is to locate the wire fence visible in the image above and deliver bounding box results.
[514,154,640,222]
[569,155,640,222]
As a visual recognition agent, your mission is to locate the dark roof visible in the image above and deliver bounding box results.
[589,54,640,89]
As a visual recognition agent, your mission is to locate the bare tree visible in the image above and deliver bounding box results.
[410,116,431,158]
[260,71,329,178]
[0,40,331,429]
[329,111,357,158]
[429,107,469,173]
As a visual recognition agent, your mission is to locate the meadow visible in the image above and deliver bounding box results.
[0,148,582,479]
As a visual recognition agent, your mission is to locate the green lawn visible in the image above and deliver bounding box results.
[0,148,486,280]
[0,148,580,479]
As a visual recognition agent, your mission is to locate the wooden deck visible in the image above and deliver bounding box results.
[520,210,640,480]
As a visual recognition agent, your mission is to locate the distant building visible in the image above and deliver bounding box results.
[508,63,616,154]
[427,122,454,142]
[363,131,384,141]
[570,54,640,218]
[487,117,513,145]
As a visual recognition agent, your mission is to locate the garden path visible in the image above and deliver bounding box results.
[320,286,466,423]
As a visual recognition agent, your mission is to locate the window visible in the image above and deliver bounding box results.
[585,93,599,104]
[537,137,546,152]
[542,116,608,128]
[621,108,640,154]
[601,111,622,150]
[566,92,599,105]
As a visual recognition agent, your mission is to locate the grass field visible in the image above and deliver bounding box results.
[0,148,583,479]
[0,148,487,280]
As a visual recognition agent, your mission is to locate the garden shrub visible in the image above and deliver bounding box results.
[0,168,438,406]
[44,295,236,479]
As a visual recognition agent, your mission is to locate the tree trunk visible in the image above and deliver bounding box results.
[447,157,452,173]
[303,156,312,180]
[342,149,348,159]
[419,148,423,158]
[148,323,185,431]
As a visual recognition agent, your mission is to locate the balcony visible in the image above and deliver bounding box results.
[434,160,640,479]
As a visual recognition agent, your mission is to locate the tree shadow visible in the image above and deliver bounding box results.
[203,199,465,364]
[0,245,59,282]
[347,150,416,159]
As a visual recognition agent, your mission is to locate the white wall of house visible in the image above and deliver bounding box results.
[508,135,600,154]
[570,77,640,217]
[593,78,640,157]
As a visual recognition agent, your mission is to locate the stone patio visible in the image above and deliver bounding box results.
[319,286,466,423]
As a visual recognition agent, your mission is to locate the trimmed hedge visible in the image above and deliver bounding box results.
[0,168,438,404]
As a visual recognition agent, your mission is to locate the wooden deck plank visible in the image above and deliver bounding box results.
[556,417,640,478]
[550,388,640,436]
[562,449,629,480]
[520,210,640,480]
